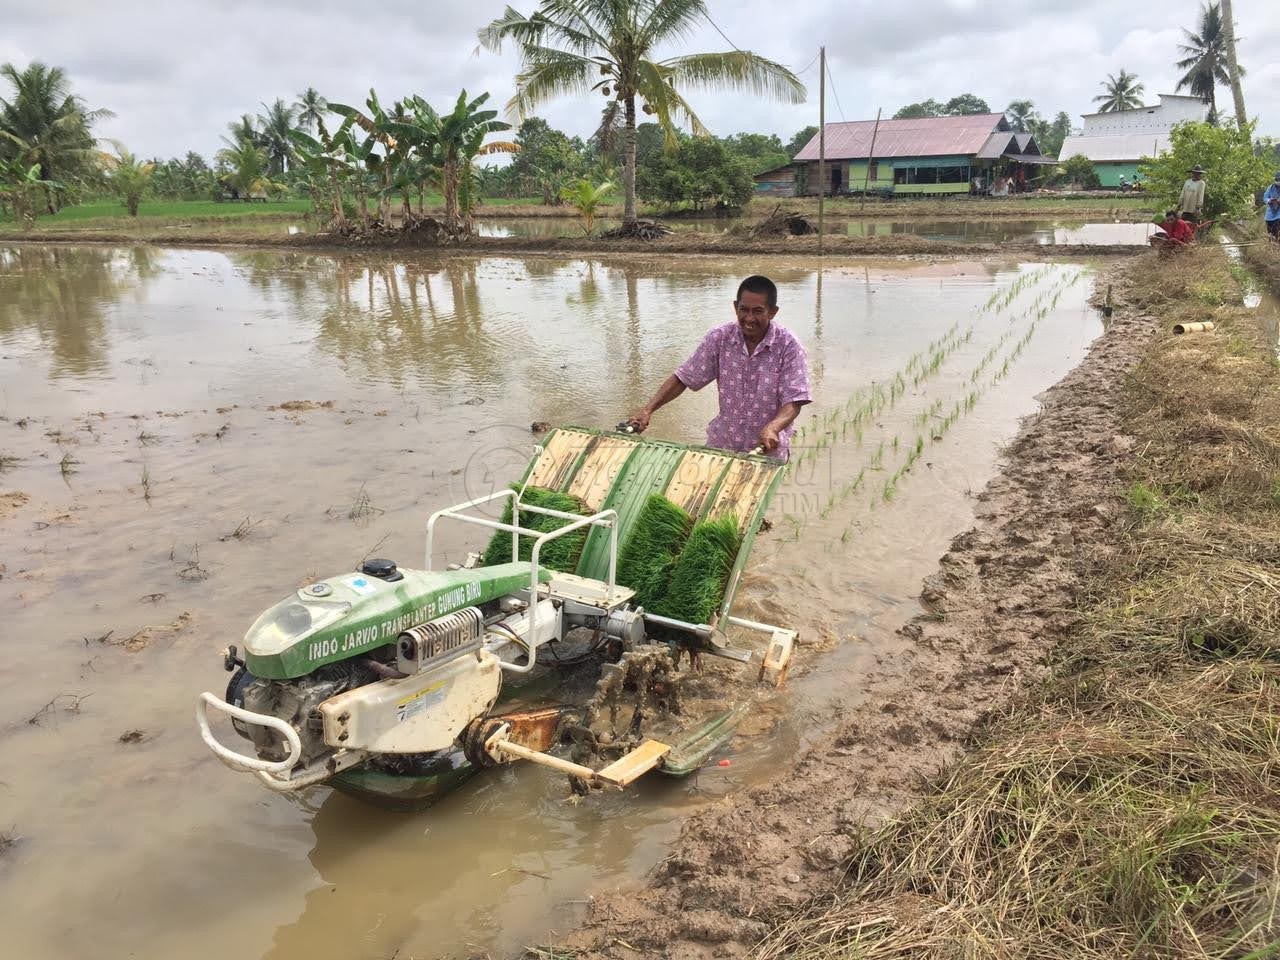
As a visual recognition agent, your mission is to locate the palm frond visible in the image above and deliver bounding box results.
[638,0,708,47]
[661,51,806,103]
[507,50,596,119]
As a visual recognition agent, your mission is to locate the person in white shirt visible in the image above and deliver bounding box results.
[1179,165,1206,222]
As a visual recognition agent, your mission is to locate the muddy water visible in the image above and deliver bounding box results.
[477,216,1154,246]
[0,244,1101,959]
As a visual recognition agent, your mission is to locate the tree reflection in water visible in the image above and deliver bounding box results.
[0,245,153,377]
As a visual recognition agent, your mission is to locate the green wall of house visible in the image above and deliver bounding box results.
[847,160,895,190]
[799,156,979,195]
[1094,162,1140,188]
[892,182,971,195]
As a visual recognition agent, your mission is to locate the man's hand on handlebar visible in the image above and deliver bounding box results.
[756,424,781,455]
[625,409,652,433]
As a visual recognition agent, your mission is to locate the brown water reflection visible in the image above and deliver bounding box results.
[0,244,1101,960]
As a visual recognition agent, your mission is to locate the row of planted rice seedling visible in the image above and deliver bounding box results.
[793,320,974,470]
[794,265,1083,543]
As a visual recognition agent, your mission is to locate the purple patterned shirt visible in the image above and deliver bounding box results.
[676,320,812,460]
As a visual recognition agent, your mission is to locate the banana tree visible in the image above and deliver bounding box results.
[330,90,414,225]
[0,154,57,228]
[419,90,517,234]
[290,117,353,228]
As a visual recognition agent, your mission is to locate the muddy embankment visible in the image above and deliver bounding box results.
[3,228,1143,260]
[542,257,1158,958]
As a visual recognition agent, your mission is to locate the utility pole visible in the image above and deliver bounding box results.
[861,108,882,211]
[1219,0,1248,124]
[818,45,825,255]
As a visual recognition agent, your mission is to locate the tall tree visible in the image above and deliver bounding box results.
[1175,3,1239,122]
[1219,0,1246,122]
[296,87,327,131]
[786,125,818,158]
[1029,111,1073,159]
[227,113,258,145]
[1005,99,1039,132]
[0,62,111,212]
[1093,70,1145,112]
[257,98,297,175]
[478,0,805,230]
[893,99,944,120]
[942,93,991,115]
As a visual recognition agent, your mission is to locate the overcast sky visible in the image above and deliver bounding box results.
[4,0,1277,160]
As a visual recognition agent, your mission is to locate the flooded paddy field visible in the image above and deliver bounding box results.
[0,244,1102,959]
[479,216,1154,246]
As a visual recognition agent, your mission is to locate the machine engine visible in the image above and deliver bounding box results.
[237,660,378,767]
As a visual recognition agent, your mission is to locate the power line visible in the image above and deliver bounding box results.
[795,51,820,76]
[825,58,847,122]
[704,11,743,53]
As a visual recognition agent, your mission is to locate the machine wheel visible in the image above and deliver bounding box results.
[461,717,507,769]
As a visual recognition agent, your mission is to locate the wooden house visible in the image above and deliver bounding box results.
[767,113,1054,197]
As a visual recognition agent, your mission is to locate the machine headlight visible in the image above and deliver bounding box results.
[245,596,351,653]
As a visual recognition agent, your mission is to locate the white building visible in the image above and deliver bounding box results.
[1058,94,1209,187]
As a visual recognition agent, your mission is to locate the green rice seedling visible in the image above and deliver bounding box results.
[59,452,79,478]
[892,435,900,451]
[656,515,740,624]
[140,463,152,501]
[915,435,925,455]
[616,494,693,609]
[481,485,589,572]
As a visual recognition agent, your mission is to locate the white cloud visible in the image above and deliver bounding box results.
[4,0,1276,159]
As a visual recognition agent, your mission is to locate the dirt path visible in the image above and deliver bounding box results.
[547,258,1154,959]
[1,229,1140,260]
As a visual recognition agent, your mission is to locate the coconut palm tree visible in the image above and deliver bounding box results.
[478,0,806,230]
[1219,0,1246,123]
[1093,70,1145,113]
[296,87,327,131]
[99,145,154,216]
[227,113,259,146]
[1005,99,1039,132]
[216,138,270,200]
[0,61,111,212]
[1175,2,1242,122]
[257,98,298,176]
[561,178,613,233]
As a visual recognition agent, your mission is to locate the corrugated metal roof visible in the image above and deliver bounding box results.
[793,114,1007,161]
[977,132,1017,159]
[1059,133,1170,162]
[1004,153,1058,165]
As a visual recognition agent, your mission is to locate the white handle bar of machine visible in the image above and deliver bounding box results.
[196,691,303,775]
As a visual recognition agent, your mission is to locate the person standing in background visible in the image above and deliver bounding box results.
[1263,171,1280,242]
[1180,165,1207,222]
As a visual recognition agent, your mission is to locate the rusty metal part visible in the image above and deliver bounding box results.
[461,705,572,769]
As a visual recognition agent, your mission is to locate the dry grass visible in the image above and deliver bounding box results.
[757,244,1280,959]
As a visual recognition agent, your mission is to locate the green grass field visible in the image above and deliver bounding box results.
[17,199,313,222]
[0,195,565,232]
